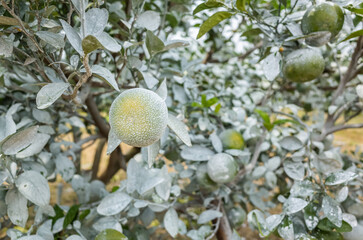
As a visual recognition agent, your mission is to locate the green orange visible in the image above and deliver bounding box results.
[219,129,244,150]
[283,49,325,83]
[207,153,238,184]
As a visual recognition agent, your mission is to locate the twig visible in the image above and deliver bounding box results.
[206,199,222,240]
[322,123,363,137]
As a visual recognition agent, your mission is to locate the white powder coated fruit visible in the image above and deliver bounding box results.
[207,153,238,184]
[109,88,168,147]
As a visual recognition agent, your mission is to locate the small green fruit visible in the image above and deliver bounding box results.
[227,206,247,227]
[283,49,325,83]
[207,153,238,184]
[109,88,168,147]
[301,3,344,41]
[219,129,244,150]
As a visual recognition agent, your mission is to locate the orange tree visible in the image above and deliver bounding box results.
[0,0,363,239]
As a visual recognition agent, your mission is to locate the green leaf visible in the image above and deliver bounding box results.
[242,28,262,37]
[254,109,273,130]
[273,119,298,126]
[193,1,226,15]
[95,229,128,240]
[344,6,363,16]
[145,30,165,55]
[201,94,207,107]
[0,16,20,26]
[317,218,352,233]
[197,11,233,39]
[214,103,221,113]
[78,209,90,221]
[206,97,219,107]
[36,31,65,49]
[341,29,363,42]
[236,0,247,12]
[82,35,103,55]
[51,204,64,226]
[63,204,79,229]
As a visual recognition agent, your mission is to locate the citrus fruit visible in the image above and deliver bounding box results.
[196,163,218,191]
[219,129,244,150]
[227,206,247,226]
[207,153,238,183]
[283,49,325,83]
[109,88,168,147]
[301,3,344,39]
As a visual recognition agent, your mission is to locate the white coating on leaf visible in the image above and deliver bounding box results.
[109,88,168,147]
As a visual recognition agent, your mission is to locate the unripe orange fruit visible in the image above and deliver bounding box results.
[109,88,168,147]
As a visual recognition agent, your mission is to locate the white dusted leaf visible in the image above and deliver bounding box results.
[2,126,39,155]
[136,11,161,31]
[60,20,83,55]
[66,236,83,240]
[55,155,76,182]
[5,189,28,227]
[164,208,179,237]
[32,109,52,124]
[156,79,167,101]
[263,53,281,81]
[96,32,122,52]
[356,84,363,99]
[35,31,65,49]
[336,186,349,203]
[0,35,13,57]
[209,132,223,153]
[180,145,213,161]
[322,195,342,227]
[90,65,120,91]
[15,170,50,206]
[266,214,284,232]
[106,128,121,155]
[283,197,308,214]
[325,171,358,186]
[139,71,159,89]
[0,114,16,142]
[16,133,50,158]
[93,216,122,232]
[155,165,171,201]
[280,136,303,151]
[283,159,305,181]
[97,192,132,216]
[84,8,108,37]
[147,141,160,167]
[197,210,223,224]
[36,82,70,109]
[168,114,192,147]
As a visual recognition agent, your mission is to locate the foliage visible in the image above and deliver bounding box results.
[0,0,363,239]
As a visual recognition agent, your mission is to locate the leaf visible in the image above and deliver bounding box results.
[278,217,294,240]
[198,210,222,224]
[180,145,214,161]
[2,126,39,155]
[91,65,120,91]
[66,236,83,240]
[325,171,358,186]
[356,84,363,99]
[197,11,233,39]
[15,170,50,206]
[146,141,160,167]
[63,204,79,229]
[146,30,165,55]
[16,133,50,158]
[283,159,305,181]
[209,132,223,153]
[0,115,16,142]
[138,71,159,89]
[280,136,303,151]
[60,20,83,55]
[82,35,103,55]
[95,229,128,240]
[193,1,226,15]
[266,214,284,232]
[156,79,167,101]
[0,36,13,57]
[255,109,272,130]
[318,218,352,233]
[0,16,20,26]
[84,8,108,37]
[97,192,132,216]
[96,32,122,52]
[18,236,45,240]
[36,82,70,109]
[236,0,247,12]
[35,31,65,49]
[344,6,363,16]
[136,11,161,31]
[71,0,88,14]
[323,196,342,227]
[5,189,28,227]
[263,53,281,81]
[304,203,319,231]
[55,155,76,182]
[106,128,122,155]
[283,197,308,214]
[156,166,171,201]
[341,29,363,42]
[164,208,179,237]
[167,114,192,147]
[163,41,189,51]
[93,216,122,232]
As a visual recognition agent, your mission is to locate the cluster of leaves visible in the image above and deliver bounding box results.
[0,0,363,239]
